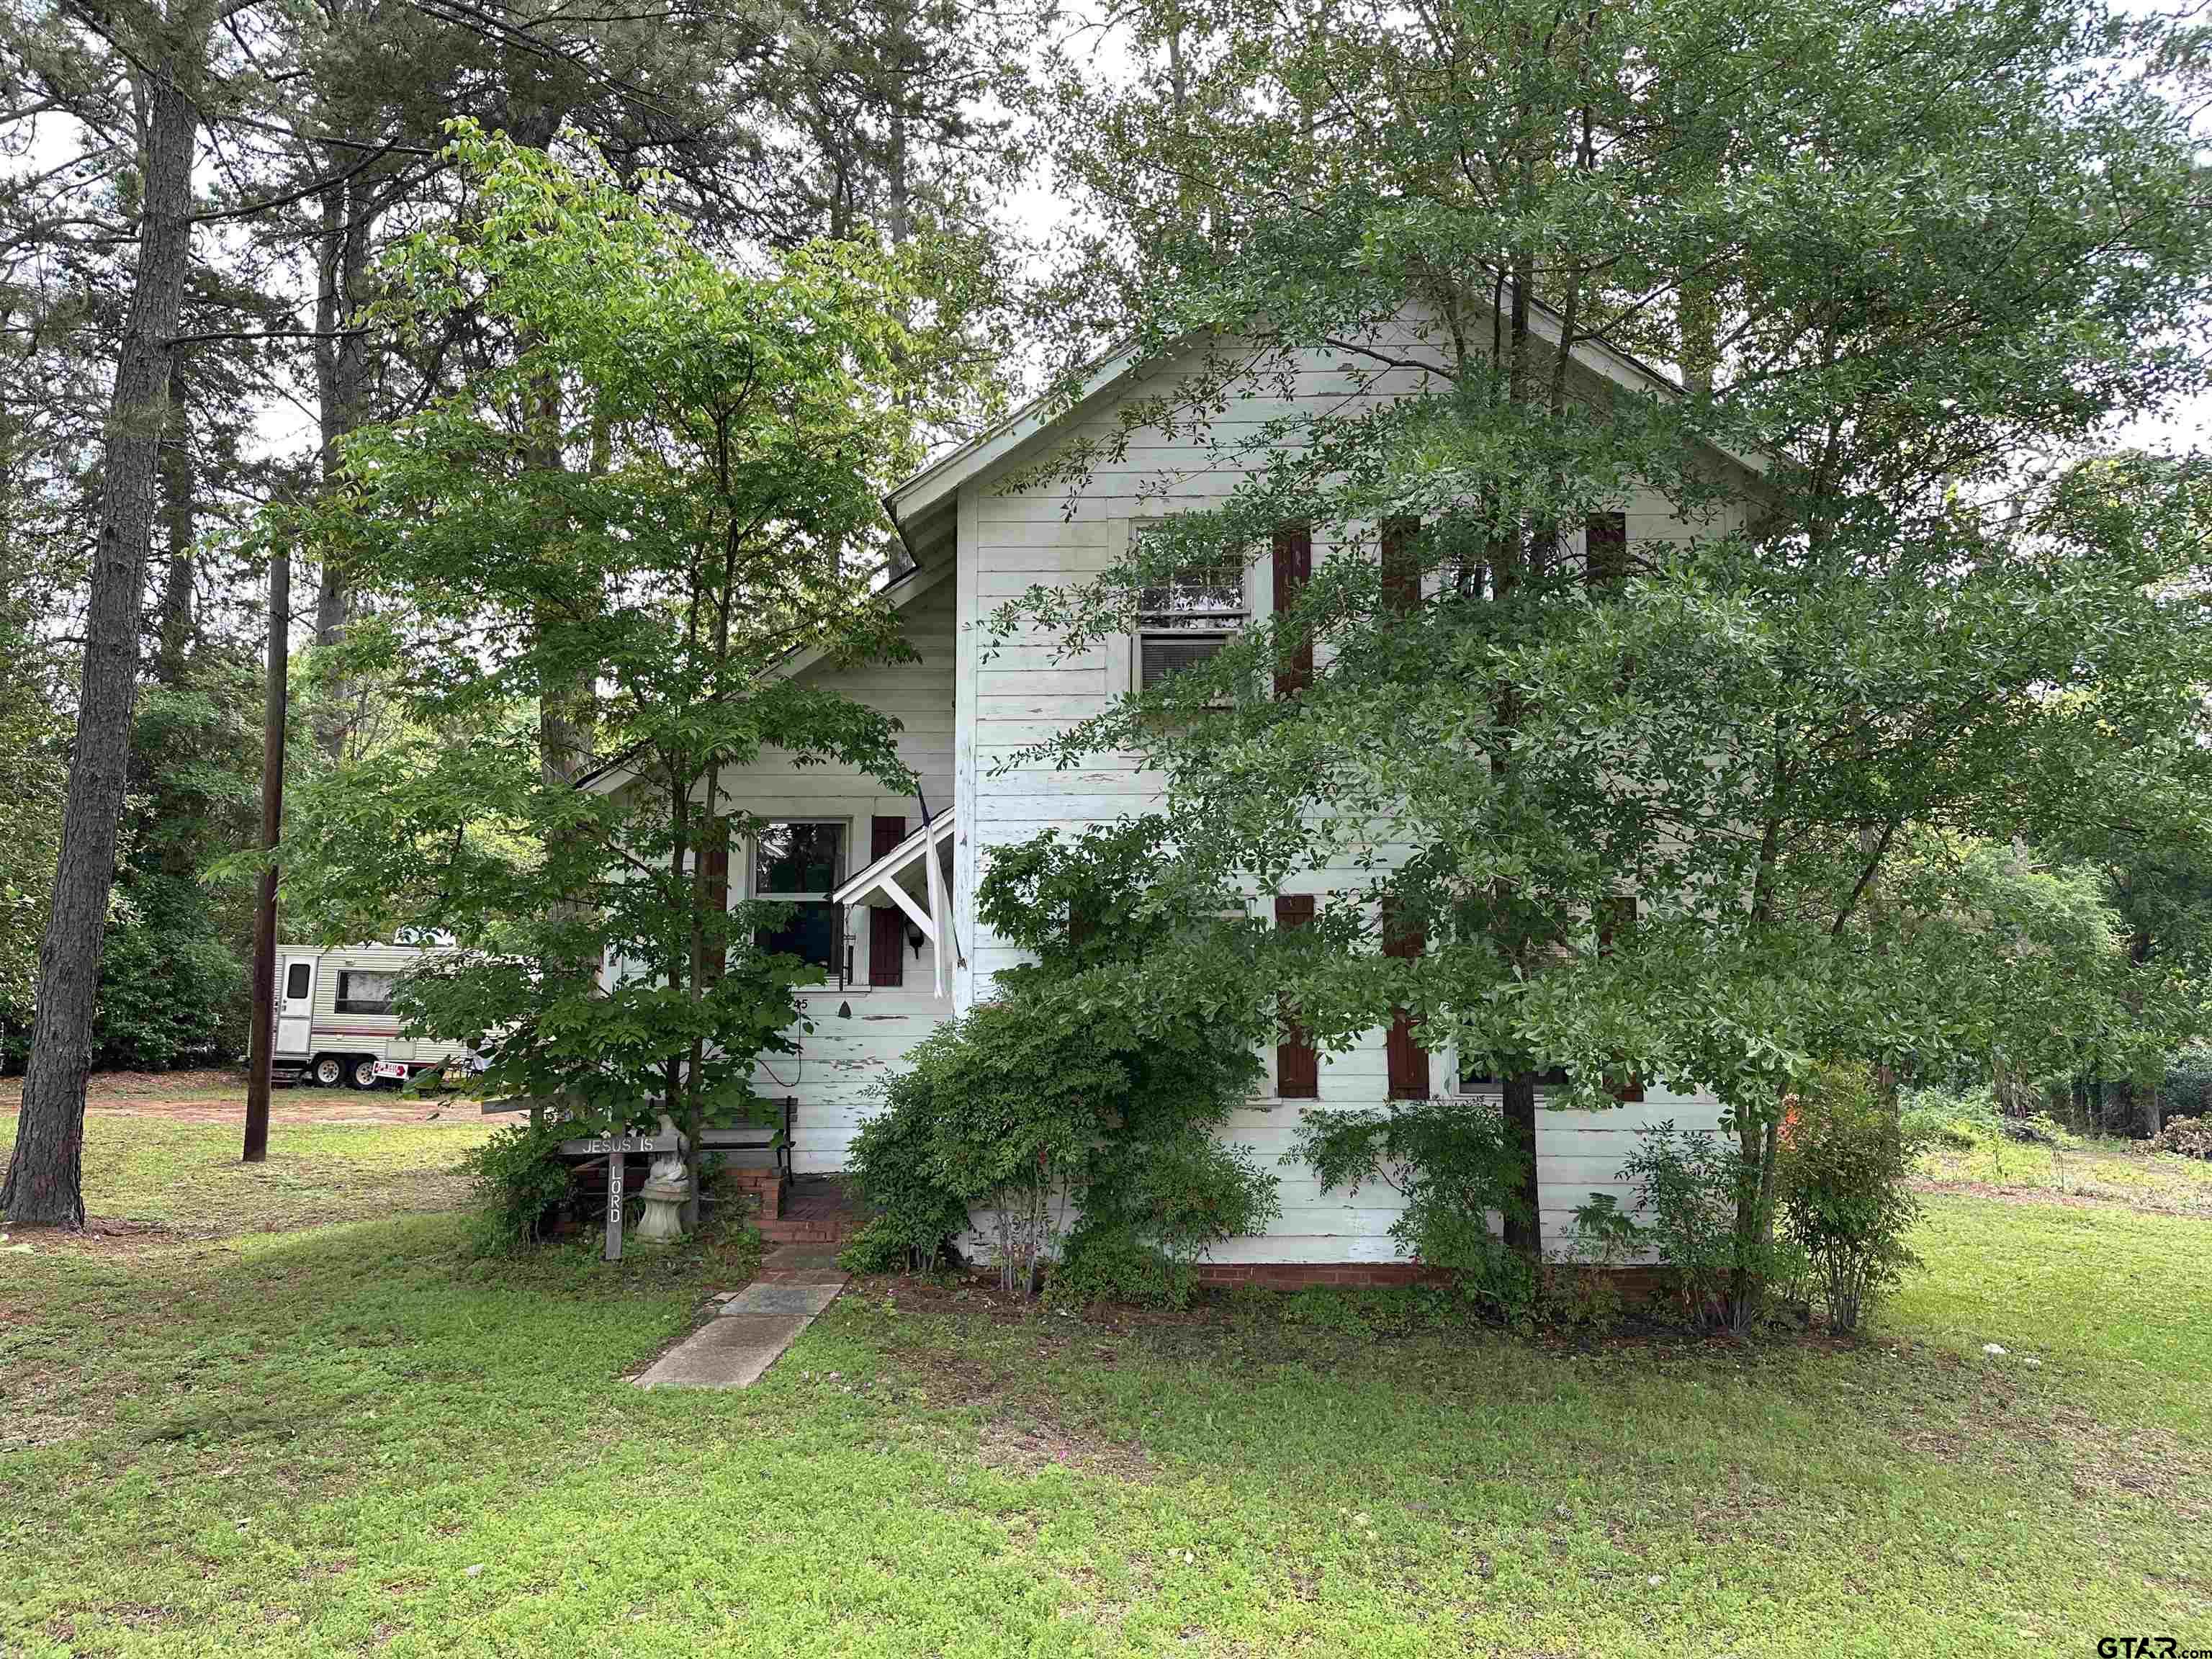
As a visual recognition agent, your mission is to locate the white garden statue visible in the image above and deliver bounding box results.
[634,1114,690,1244]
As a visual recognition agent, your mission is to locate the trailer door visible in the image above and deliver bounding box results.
[276,955,316,1057]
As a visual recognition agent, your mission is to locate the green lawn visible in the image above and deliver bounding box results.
[1919,1130,2212,1216]
[2,1115,2207,1656]
[6,1113,494,1236]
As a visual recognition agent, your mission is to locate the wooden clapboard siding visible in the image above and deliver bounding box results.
[695,573,956,1174]
[951,1094,1730,1266]
[932,318,1750,1249]
[716,306,1758,1247]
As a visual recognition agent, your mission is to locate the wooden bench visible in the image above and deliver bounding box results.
[698,1097,795,1179]
[482,1095,792,1164]
[480,1094,794,1220]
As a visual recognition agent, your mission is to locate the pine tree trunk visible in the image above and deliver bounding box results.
[312,174,377,759]
[154,354,195,686]
[4,40,200,1228]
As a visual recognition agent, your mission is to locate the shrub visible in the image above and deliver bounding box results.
[1048,1226,1182,1308]
[2157,1047,2212,1124]
[1777,1064,1928,1334]
[1298,1097,1534,1319]
[1540,1194,1644,1332]
[94,912,247,1070]
[1618,1123,1802,1333]
[900,997,1097,1295]
[843,821,1277,1301]
[842,1072,973,1274]
[834,1218,920,1276]
[2152,1115,2212,1159]
[845,981,1261,1298]
[1899,1084,2005,1152]
[1055,1128,1280,1307]
[458,1120,574,1254]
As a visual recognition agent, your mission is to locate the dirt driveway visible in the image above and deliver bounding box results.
[0,1067,480,1126]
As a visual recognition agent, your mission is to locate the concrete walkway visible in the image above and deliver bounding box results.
[633,1247,846,1390]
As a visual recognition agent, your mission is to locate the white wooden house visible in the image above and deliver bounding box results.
[589,303,1759,1276]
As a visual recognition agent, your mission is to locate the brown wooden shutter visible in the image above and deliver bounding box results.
[1272,523,1313,697]
[867,814,907,987]
[701,817,730,986]
[1381,516,1421,616]
[1382,896,1428,1099]
[1596,893,1642,1101]
[1586,511,1628,590]
[1596,894,1636,957]
[1274,893,1318,1099]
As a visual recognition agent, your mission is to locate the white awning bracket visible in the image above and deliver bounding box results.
[830,808,958,997]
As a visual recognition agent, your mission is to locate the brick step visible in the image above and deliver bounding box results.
[755,1219,858,1244]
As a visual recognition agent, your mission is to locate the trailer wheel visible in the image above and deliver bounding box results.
[313,1055,345,1088]
[348,1056,382,1091]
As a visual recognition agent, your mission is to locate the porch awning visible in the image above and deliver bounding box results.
[830,806,958,997]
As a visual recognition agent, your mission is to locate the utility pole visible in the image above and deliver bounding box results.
[243,545,289,1164]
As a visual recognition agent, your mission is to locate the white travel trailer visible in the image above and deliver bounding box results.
[267,943,475,1089]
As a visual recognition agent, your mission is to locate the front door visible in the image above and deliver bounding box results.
[276,955,316,1057]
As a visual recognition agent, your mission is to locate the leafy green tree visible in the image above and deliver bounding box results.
[1004,0,2212,1316]
[281,127,979,1226]
[2040,711,2212,1135]
[0,580,66,1062]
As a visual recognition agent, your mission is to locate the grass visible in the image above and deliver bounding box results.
[0,1070,387,1108]
[1917,1130,2212,1216]
[1,1112,494,1236]
[1,1112,2207,1655]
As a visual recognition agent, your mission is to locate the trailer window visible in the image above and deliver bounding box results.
[335,970,397,1015]
[284,963,311,1000]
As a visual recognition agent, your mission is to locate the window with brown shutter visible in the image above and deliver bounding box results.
[1382,896,1428,1099]
[1381,516,1421,616]
[867,814,907,986]
[1586,511,1628,590]
[1272,523,1313,697]
[1274,893,1318,1099]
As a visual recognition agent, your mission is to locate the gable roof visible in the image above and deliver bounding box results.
[884,301,1765,550]
[572,551,951,796]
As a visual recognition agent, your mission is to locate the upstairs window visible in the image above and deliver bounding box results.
[335,970,396,1015]
[1136,546,1248,690]
[753,820,845,971]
